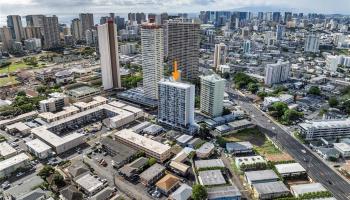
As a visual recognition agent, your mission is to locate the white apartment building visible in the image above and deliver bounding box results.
[120,43,137,55]
[0,153,30,178]
[97,21,121,90]
[213,43,227,70]
[39,93,69,113]
[158,79,196,132]
[304,34,320,53]
[299,119,350,140]
[326,55,340,72]
[243,40,251,54]
[200,74,225,117]
[141,23,164,99]
[265,60,290,86]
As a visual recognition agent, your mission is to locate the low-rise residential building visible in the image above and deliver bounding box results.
[253,181,289,200]
[156,174,181,195]
[334,143,350,158]
[65,85,101,102]
[169,161,190,176]
[0,111,38,129]
[55,70,74,84]
[275,163,306,178]
[226,142,253,155]
[118,157,148,178]
[244,170,279,186]
[26,139,53,159]
[5,122,31,136]
[290,183,327,197]
[114,129,172,163]
[0,153,30,178]
[169,184,192,200]
[139,163,166,186]
[176,134,193,146]
[74,173,105,196]
[73,96,108,111]
[198,170,226,186]
[39,106,80,123]
[60,185,84,200]
[207,185,241,200]
[0,142,16,159]
[39,93,69,113]
[196,142,215,158]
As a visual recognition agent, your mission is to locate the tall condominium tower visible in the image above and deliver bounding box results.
[158,79,195,130]
[42,15,61,49]
[243,40,251,54]
[265,60,290,86]
[26,15,45,27]
[97,20,121,90]
[166,18,200,81]
[304,34,320,53]
[200,74,225,117]
[71,18,83,41]
[141,23,164,99]
[79,13,94,37]
[7,15,25,42]
[0,26,13,50]
[276,25,285,40]
[213,43,227,70]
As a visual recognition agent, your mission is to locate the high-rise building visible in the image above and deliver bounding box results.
[24,27,41,39]
[272,12,281,22]
[141,23,164,100]
[326,55,340,72]
[7,15,25,42]
[26,15,45,27]
[243,40,251,54]
[42,15,61,49]
[158,79,196,131]
[115,16,125,30]
[166,18,200,80]
[86,29,97,46]
[241,27,249,39]
[276,25,285,40]
[100,16,109,25]
[284,12,292,22]
[97,20,121,90]
[213,43,227,69]
[200,74,225,117]
[128,13,146,24]
[0,26,13,51]
[304,34,320,53]
[79,13,94,37]
[265,60,290,86]
[258,12,264,21]
[71,18,83,41]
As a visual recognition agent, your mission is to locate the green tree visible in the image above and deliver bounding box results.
[281,109,303,124]
[342,100,350,114]
[192,184,208,200]
[269,102,288,118]
[148,158,157,166]
[328,97,339,108]
[198,123,210,139]
[222,107,231,115]
[247,82,259,94]
[17,91,26,96]
[195,96,200,108]
[308,86,321,96]
[52,172,65,187]
[38,165,55,178]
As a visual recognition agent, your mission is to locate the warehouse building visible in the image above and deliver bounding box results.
[226,141,253,155]
[195,159,225,170]
[198,170,226,186]
[333,143,350,158]
[207,185,241,200]
[275,163,306,178]
[196,142,215,158]
[290,183,327,197]
[114,129,172,163]
[253,181,289,200]
[244,170,279,186]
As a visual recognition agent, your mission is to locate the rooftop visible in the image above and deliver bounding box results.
[139,163,166,182]
[334,143,350,152]
[156,174,180,192]
[67,85,100,96]
[275,163,306,175]
[228,119,253,128]
[299,119,350,130]
[195,159,225,169]
[169,184,192,200]
[176,134,193,144]
[74,173,103,193]
[115,129,171,155]
[0,153,29,172]
[0,142,16,157]
[291,183,327,195]
[198,170,226,186]
[196,142,215,154]
[207,185,241,199]
[26,139,52,153]
[253,181,289,195]
[226,141,253,151]
[244,170,279,182]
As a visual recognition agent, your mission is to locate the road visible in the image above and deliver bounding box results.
[226,87,350,200]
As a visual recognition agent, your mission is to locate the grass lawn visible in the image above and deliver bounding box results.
[224,128,282,156]
[0,76,19,87]
[0,62,29,74]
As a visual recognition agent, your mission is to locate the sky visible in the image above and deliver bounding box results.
[0,0,349,25]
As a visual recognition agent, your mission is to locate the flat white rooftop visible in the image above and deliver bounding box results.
[0,142,16,157]
[115,129,171,155]
[291,183,327,196]
[334,143,350,152]
[5,122,30,131]
[0,153,29,171]
[275,163,306,174]
[26,139,52,153]
[299,119,350,130]
[75,173,103,193]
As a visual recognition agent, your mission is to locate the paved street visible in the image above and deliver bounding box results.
[226,87,350,200]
